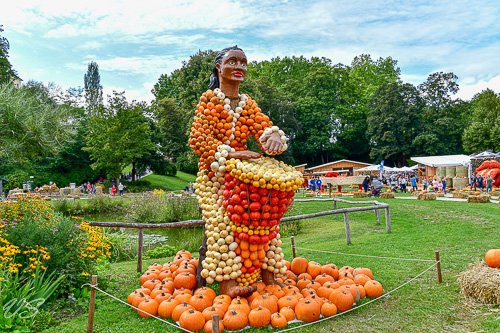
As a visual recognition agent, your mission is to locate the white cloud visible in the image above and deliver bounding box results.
[78,41,104,50]
[454,75,500,101]
[66,54,182,77]
[103,83,155,105]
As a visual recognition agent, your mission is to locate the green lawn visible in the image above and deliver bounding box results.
[141,172,197,191]
[43,198,500,333]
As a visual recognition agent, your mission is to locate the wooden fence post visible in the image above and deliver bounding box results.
[212,314,220,333]
[87,275,98,333]
[375,208,381,225]
[343,213,351,245]
[291,236,296,259]
[137,229,144,273]
[333,200,338,219]
[435,251,442,283]
[385,206,391,233]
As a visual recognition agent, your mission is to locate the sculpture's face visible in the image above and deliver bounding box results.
[216,49,247,86]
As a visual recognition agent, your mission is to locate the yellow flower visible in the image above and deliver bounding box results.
[82,272,89,276]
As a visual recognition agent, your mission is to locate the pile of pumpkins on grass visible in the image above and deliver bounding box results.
[127,250,384,332]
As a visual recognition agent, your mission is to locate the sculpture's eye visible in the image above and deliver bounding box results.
[229,60,236,65]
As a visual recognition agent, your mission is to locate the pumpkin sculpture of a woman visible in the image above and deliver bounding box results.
[190,46,303,297]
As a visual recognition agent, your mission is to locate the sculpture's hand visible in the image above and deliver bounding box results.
[260,132,283,154]
[227,150,261,159]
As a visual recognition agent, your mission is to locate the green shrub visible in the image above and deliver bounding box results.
[144,244,177,259]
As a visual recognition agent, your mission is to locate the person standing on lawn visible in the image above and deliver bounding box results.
[118,183,124,196]
[486,175,493,193]
[410,175,417,191]
[111,183,117,196]
[441,177,447,195]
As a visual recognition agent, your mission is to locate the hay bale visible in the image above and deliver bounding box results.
[467,194,491,203]
[417,193,437,200]
[436,193,445,197]
[380,192,395,199]
[305,193,315,197]
[60,188,71,196]
[331,193,343,197]
[353,192,369,198]
[458,262,500,305]
[411,190,422,197]
[453,192,469,199]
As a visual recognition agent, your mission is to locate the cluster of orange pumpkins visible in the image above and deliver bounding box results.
[127,250,384,332]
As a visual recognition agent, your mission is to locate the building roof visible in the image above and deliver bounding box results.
[305,159,372,171]
[410,154,471,167]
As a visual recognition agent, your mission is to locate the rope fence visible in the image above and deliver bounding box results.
[84,242,443,333]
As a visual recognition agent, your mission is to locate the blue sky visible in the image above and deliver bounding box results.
[1,0,499,103]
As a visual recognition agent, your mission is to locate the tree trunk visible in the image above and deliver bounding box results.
[132,162,136,185]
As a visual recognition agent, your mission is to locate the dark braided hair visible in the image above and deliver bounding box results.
[208,45,244,90]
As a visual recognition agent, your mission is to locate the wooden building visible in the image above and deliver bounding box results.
[305,159,372,175]
[293,164,307,174]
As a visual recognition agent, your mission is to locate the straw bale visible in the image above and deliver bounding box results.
[380,193,395,199]
[458,262,500,305]
[467,194,491,203]
[305,193,315,197]
[353,192,369,198]
[417,193,437,200]
[411,190,422,197]
[331,193,343,197]
[60,188,71,196]
[453,192,469,199]
[436,193,445,197]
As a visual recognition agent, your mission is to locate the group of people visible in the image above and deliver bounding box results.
[471,174,494,193]
[421,177,448,194]
[81,182,97,194]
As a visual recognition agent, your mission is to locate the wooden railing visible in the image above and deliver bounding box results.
[87,197,391,272]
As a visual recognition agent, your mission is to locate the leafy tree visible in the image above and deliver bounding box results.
[0,25,17,84]
[0,83,73,164]
[153,98,190,159]
[84,61,103,113]
[83,91,155,182]
[413,72,469,155]
[463,89,500,152]
[367,81,423,166]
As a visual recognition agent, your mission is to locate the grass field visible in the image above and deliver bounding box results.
[42,197,500,333]
[140,172,197,191]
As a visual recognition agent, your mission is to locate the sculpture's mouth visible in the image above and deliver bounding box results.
[233,71,243,77]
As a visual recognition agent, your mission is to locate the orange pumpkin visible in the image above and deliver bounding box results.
[179,309,205,332]
[277,296,298,310]
[271,313,288,328]
[364,280,383,298]
[485,249,500,268]
[251,295,278,313]
[173,272,197,290]
[291,257,309,275]
[329,290,354,312]
[204,320,224,333]
[223,310,248,331]
[137,298,159,318]
[248,306,271,328]
[295,299,320,322]
[188,294,212,312]
[171,302,194,322]
[353,267,374,279]
[279,306,295,322]
[202,306,226,322]
[228,299,251,316]
[158,296,179,319]
[321,301,338,317]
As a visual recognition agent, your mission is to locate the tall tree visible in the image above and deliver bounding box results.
[83,91,154,182]
[0,82,73,164]
[84,61,103,113]
[463,89,500,153]
[0,25,17,84]
[413,72,469,155]
[367,81,423,166]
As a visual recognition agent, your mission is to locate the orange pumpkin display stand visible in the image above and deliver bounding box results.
[129,251,384,331]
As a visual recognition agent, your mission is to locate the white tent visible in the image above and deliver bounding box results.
[410,154,471,167]
[356,165,396,172]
